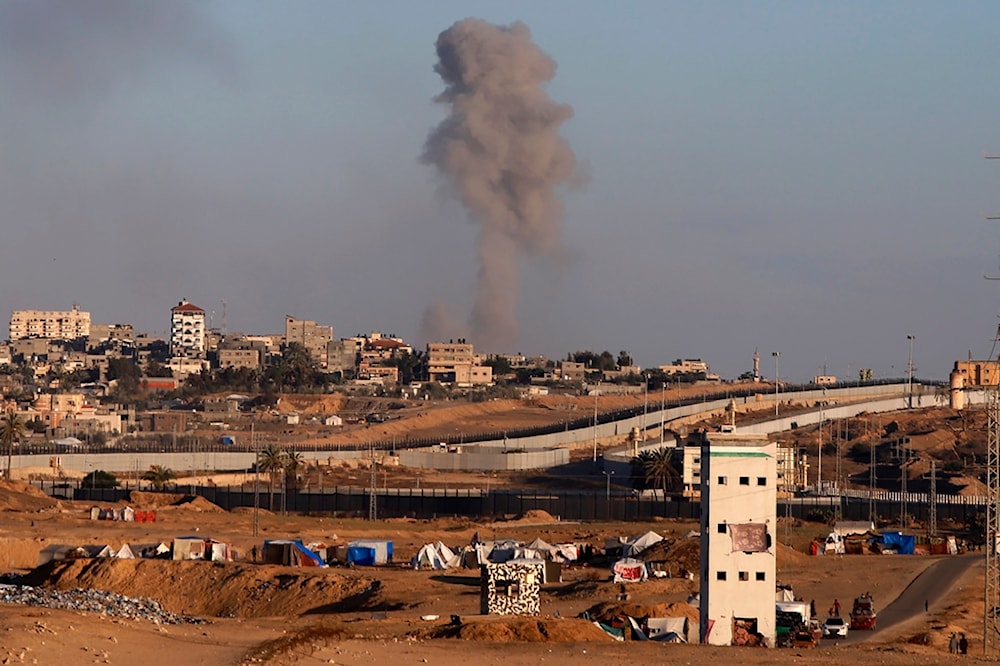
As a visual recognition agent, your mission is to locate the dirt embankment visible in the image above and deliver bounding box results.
[23,558,379,619]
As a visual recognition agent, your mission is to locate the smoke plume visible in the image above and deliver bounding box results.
[422,18,579,352]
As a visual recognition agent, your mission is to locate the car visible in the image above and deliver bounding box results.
[822,616,849,638]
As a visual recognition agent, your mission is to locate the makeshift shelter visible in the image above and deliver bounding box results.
[263,540,327,567]
[486,539,520,563]
[172,537,233,561]
[411,542,457,570]
[623,531,664,558]
[612,557,648,583]
[120,542,169,559]
[874,532,915,555]
[346,539,393,566]
[38,544,76,566]
[72,544,114,559]
[647,617,690,643]
[480,560,544,615]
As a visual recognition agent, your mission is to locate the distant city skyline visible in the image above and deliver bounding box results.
[3,2,1000,382]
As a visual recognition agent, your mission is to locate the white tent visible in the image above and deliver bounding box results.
[624,531,664,557]
[612,557,648,583]
[411,542,458,570]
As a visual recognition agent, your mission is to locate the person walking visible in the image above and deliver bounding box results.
[833,599,841,617]
[959,633,968,655]
[949,633,958,654]
[810,599,817,619]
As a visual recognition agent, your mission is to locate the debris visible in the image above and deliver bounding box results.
[0,585,202,625]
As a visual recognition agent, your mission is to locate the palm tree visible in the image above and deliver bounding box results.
[283,449,304,490]
[640,447,680,501]
[258,444,287,510]
[0,412,25,481]
[142,465,176,491]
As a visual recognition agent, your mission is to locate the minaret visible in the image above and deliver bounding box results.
[753,348,760,382]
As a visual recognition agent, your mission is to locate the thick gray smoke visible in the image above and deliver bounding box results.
[422,18,579,352]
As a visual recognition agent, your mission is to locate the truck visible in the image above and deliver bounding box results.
[850,594,877,630]
[776,601,812,646]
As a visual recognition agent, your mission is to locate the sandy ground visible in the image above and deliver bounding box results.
[0,480,988,665]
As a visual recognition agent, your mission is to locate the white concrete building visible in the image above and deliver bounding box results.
[169,300,206,359]
[699,433,777,647]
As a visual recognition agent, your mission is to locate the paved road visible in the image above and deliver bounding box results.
[827,553,980,646]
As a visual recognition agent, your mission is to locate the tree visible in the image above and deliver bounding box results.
[283,449,304,492]
[0,412,25,480]
[258,444,287,510]
[632,447,680,501]
[82,469,119,489]
[143,465,176,491]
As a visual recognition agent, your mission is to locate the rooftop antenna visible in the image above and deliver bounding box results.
[220,299,228,335]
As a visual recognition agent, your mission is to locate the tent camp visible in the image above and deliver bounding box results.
[263,540,327,567]
[347,539,393,566]
[411,542,458,570]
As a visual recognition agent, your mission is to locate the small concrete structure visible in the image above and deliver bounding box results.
[480,560,543,616]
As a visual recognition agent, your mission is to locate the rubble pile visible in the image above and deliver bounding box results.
[0,584,203,624]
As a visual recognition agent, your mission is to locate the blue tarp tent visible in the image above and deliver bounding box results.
[877,532,915,555]
[347,539,393,566]
[262,539,326,567]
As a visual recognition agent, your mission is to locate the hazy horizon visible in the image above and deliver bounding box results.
[4,1,1000,383]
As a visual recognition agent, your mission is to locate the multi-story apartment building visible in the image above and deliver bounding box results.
[169,300,206,359]
[87,324,134,348]
[327,339,361,378]
[427,339,493,386]
[9,305,91,341]
[285,316,333,366]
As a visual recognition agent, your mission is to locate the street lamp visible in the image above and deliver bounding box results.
[772,352,780,416]
[603,470,615,499]
[906,335,915,409]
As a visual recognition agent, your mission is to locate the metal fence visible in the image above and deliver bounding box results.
[28,479,982,525]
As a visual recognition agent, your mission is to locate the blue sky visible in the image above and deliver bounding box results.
[3,1,1000,382]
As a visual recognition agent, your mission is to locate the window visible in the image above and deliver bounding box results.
[739,476,750,485]
[693,457,700,465]
[717,476,727,485]
[755,572,766,581]
[738,571,749,581]
[716,571,727,581]
[757,477,766,486]
[717,523,727,534]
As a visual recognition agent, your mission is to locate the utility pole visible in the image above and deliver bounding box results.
[983,151,1000,657]
[817,403,823,495]
[906,335,915,409]
[368,441,377,521]
[868,420,876,525]
[252,423,259,537]
[928,460,937,538]
[592,382,600,462]
[772,352,780,416]
[659,383,665,446]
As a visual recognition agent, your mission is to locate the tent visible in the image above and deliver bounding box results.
[347,539,393,566]
[172,537,233,561]
[120,542,169,559]
[876,532,915,555]
[612,557,648,583]
[263,540,327,567]
[38,544,76,566]
[624,531,664,558]
[411,542,458,570]
[647,617,689,642]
